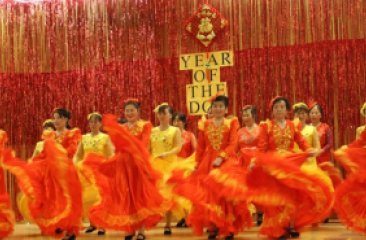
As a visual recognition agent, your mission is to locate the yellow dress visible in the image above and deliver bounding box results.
[75,132,113,218]
[17,192,32,223]
[150,126,190,219]
[356,126,365,139]
[150,126,180,174]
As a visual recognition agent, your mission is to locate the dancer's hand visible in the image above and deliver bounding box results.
[158,152,168,158]
[306,148,317,157]
[212,157,224,167]
[248,159,256,170]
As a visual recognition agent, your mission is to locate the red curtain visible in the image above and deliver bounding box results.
[1,39,365,152]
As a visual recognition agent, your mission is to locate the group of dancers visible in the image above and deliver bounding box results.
[0,95,366,240]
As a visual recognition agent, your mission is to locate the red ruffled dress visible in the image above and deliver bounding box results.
[237,125,260,169]
[315,123,333,164]
[315,123,342,188]
[172,118,252,236]
[2,129,82,236]
[84,115,169,233]
[333,128,366,233]
[178,130,195,158]
[245,120,333,238]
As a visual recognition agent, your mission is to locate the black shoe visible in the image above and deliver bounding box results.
[97,229,105,236]
[323,218,330,223]
[55,228,63,235]
[288,230,300,238]
[62,234,76,240]
[176,218,186,228]
[164,227,172,235]
[124,234,134,240]
[85,226,97,233]
[225,233,234,240]
[256,213,263,226]
[208,229,218,240]
[136,233,146,240]
[208,234,217,240]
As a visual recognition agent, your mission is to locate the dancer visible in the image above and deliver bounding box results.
[173,95,252,240]
[309,102,333,164]
[85,99,169,240]
[173,112,196,228]
[2,108,82,240]
[74,112,114,235]
[150,103,186,235]
[333,126,366,234]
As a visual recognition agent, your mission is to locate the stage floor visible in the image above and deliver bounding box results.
[7,222,365,239]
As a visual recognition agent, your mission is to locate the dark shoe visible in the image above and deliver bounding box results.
[256,213,263,226]
[207,228,218,240]
[97,229,105,236]
[124,234,134,240]
[62,234,76,240]
[136,233,146,240]
[277,236,287,240]
[176,218,186,228]
[323,218,330,223]
[55,228,63,235]
[85,226,97,233]
[164,227,172,235]
[288,229,300,238]
[225,233,234,240]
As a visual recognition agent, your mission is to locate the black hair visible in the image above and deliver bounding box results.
[173,112,187,129]
[310,104,324,118]
[293,106,309,114]
[124,100,141,110]
[212,95,229,107]
[43,120,56,131]
[272,97,291,111]
[88,113,102,122]
[158,105,174,115]
[53,108,71,129]
[118,117,128,124]
[242,105,257,121]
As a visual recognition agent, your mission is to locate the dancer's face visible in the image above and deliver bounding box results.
[242,109,254,126]
[310,107,321,124]
[157,109,171,125]
[173,118,184,130]
[272,100,287,121]
[89,118,101,133]
[296,109,309,122]
[124,104,139,123]
[212,101,227,119]
[53,113,67,130]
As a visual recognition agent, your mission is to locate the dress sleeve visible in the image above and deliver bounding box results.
[195,122,206,165]
[257,122,269,152]
[219,118,239,159]
[321,124,333,152]
[140,122,152,147]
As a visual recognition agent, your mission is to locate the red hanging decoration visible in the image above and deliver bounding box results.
[184,3,228,47]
